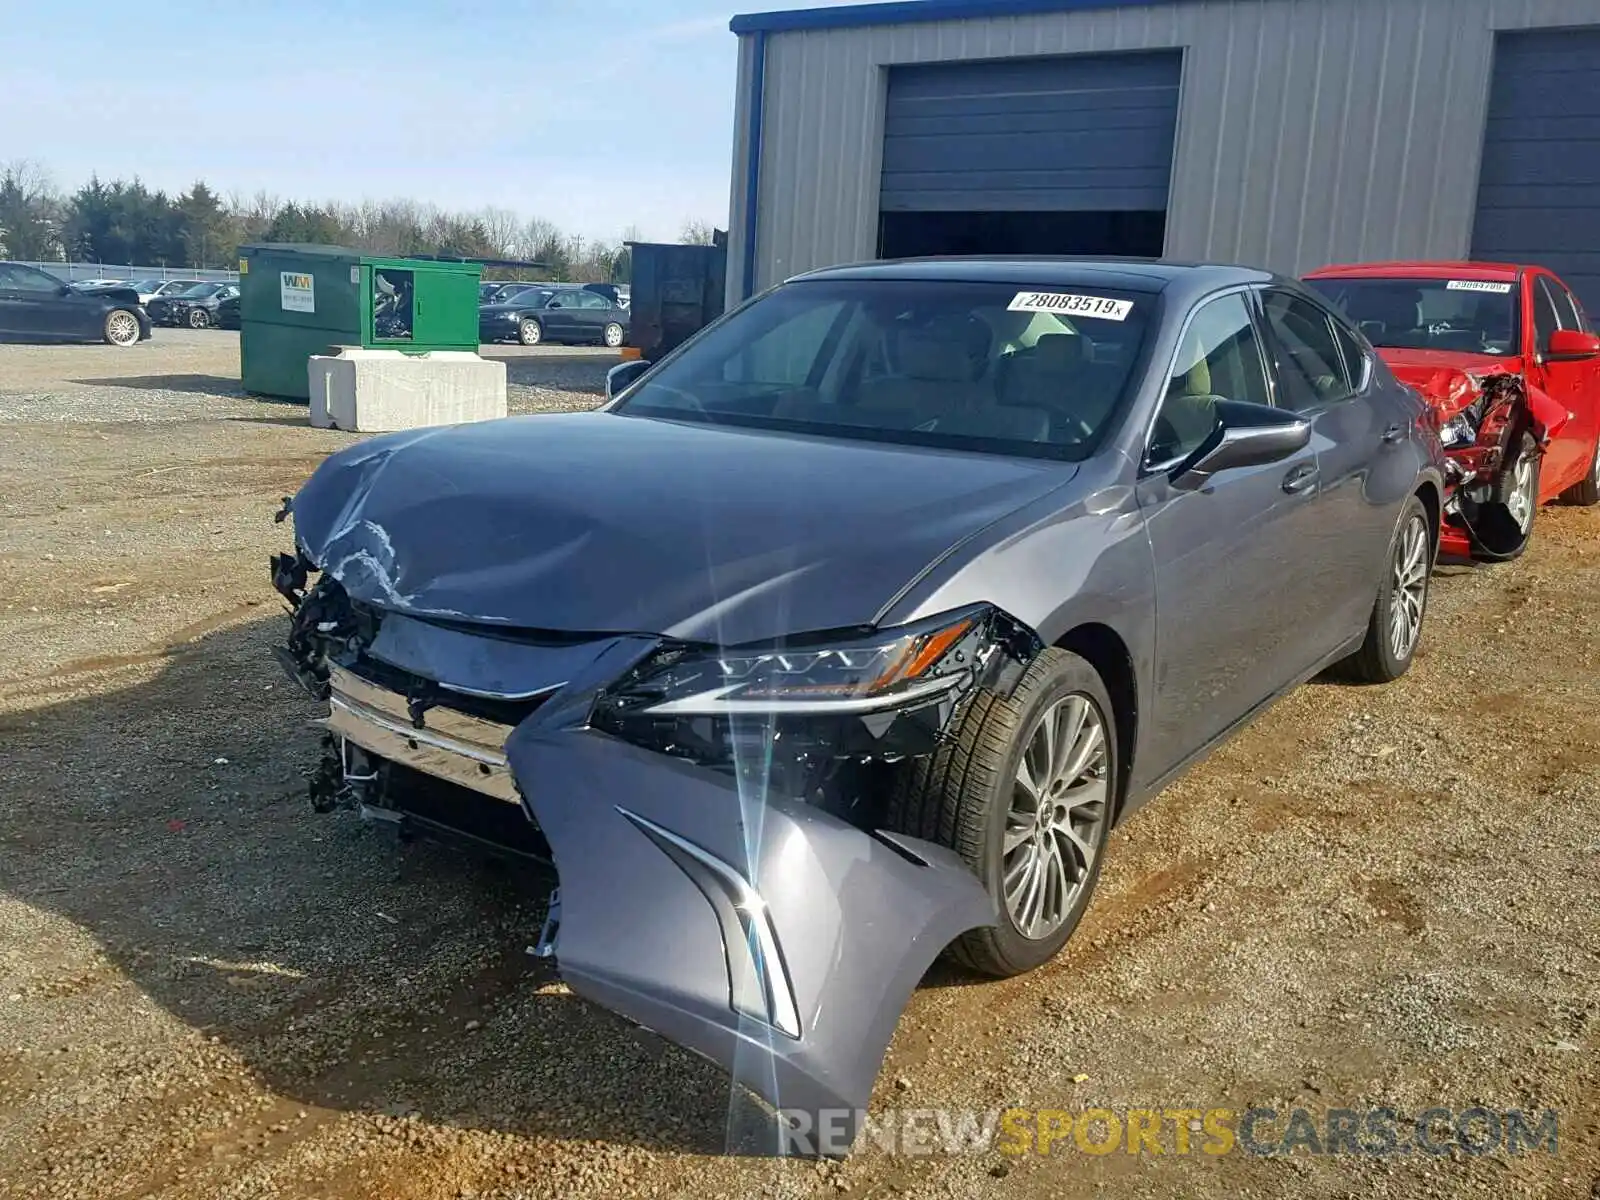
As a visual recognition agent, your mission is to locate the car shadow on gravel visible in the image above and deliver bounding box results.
[0,616,785,1156]
[73,373,249,397]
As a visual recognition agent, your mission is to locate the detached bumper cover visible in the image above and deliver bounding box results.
[290,603,997,1145]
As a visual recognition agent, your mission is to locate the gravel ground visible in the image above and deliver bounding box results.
[0,333,1596,1200]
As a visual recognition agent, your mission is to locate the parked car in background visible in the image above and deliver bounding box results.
[215,292,240,330]
[149,282,240,328]
[66,277,126,290]
[1306,261,1600,560]
[478,284,628,346]
[126,278,206,306]
[274,258,1443,1136]
[0,262,150,345]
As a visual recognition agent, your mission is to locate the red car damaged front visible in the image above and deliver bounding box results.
[1380,349,1569,560]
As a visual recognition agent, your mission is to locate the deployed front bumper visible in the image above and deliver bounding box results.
[290,610,996,1152]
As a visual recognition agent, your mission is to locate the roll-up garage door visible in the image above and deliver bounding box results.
[1470,27,1600,315]
[879,52,1182,215]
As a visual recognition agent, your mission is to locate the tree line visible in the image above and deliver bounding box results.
[0,162,720,283]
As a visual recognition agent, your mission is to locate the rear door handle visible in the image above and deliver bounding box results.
[1382,422,1406,444]
[1282,463,1320,495]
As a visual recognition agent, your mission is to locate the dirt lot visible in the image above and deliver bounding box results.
[1,331,1596,1200]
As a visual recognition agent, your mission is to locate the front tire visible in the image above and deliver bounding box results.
[518,318,543,346]
[1330,495,1431,684]
[103,309,140,347]
[1560,437,1600,506]
[603,322,625,348]
[187,307,210,329]
[886,648,1116,978]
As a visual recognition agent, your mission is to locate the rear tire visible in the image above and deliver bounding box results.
[518,318,543,346]
[886,648,1116,978]
[1560,437,1600,506]
[103,309,140,347]
[1330,495,1431,684]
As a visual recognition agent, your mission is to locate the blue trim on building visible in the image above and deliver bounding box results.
[730,0,1177,36]
[740,30,768,301]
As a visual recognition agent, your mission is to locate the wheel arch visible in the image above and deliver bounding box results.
[1414,479,1441,557]
[1052,622,1138,822]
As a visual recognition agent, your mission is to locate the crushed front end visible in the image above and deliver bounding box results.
[1395,367,1570,561]
[270,539,1026,1151]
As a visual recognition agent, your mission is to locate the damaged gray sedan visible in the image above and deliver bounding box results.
[271,259,1444,1148]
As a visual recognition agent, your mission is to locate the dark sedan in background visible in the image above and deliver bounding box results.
[478,284,629,346]
[0,262,150,345]
[148,282,240,328]
[275,258,1444,1145]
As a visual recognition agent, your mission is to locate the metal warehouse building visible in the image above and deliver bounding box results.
[724,0,1600,311]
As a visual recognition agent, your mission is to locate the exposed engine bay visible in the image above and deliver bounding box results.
[1410,368,1567,561]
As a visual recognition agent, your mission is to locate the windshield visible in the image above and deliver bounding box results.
[129,279,161,291]
[614,278,1154,460]
[1306,276,1519,356]
[178,283,221,298]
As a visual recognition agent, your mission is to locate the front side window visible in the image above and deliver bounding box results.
[1147,292,1268,465]
[1532,278,1560,354]
[1261,290,1352,413]
[1540,276,1583,332]
[1306,276,1519,357]
[615,278,1156,460]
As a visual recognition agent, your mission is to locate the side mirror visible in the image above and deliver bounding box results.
[605,359,651,401]
[1170,399,1312,491]
[1547,329,1600,361]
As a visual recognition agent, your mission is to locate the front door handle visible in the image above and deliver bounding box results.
[1382,423,1406,444]
[1282,463,1320,494]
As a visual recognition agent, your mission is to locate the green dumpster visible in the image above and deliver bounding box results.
[237,243,482,400]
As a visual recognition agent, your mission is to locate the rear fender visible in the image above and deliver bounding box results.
[502,721,996,1153]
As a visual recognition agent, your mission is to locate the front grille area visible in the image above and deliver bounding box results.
[326,664,522,805]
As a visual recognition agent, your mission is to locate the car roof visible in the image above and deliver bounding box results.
[790,256,1280,295]
[1306,260,1523,282]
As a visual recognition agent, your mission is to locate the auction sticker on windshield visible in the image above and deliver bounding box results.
[1008,292,1133,321]
[1446,280,1514,294]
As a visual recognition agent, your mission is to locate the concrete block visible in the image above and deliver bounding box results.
[306,348,507,433]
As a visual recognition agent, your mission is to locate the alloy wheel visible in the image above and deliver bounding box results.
[105,311,139,346]
[1507,448,1537,533]
[188,308,209,329]
[1388,513,1429,661]
[604,323,624,348]
[1003,694,1109,940]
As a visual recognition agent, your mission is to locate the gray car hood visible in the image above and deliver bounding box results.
[291,411,1076,643]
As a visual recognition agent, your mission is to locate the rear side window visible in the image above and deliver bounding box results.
[1261,290,1352,413]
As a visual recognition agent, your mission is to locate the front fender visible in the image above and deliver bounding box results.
[502,722,996,1154]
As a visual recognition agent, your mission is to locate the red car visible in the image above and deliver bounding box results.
[1305,261,1600,561]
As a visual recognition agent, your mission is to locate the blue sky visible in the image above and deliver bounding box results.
[4,0,871,244]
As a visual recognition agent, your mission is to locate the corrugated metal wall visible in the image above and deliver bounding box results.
[727,0,1600,305]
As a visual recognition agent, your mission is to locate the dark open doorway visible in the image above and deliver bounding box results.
[878,210,1167,260]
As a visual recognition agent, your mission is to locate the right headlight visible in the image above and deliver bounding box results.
[613,606,996,717]
[1439,412,1477,448]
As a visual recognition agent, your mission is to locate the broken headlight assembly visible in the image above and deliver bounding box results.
[1438,411,1478,449]
[590,604,1041,778]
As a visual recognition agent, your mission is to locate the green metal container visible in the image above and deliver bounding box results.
[237,244,482,400]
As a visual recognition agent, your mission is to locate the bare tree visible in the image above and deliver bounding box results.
[679,218,717,245]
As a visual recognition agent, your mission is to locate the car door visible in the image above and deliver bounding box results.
[1536,274,1600,491]
[540,292,577,338]
[1525,276,1584,494]
[1134,289,1330,779]
[0,263,78,338]
[580,290,613,340]
[1258,287,1404,647]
